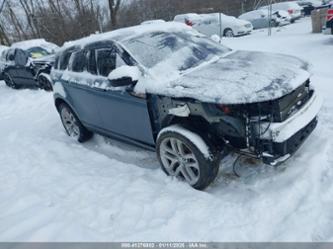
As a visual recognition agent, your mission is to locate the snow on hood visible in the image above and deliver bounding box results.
[138,50,310,104]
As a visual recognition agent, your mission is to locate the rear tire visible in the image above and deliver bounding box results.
[270,20,278,27]
[157,125,221,190]
[38,74,53,91]
[3,73,19,89]
[59,103,93,143]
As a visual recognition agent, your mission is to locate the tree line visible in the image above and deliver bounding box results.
[0,0,283,46]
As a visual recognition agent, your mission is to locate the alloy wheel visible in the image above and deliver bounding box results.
[60,107,80,139]
[159,137,200,185]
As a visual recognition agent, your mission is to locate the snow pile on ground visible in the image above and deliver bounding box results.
[1,18,333,242]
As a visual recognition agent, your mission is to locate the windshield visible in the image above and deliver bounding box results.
[121,31,231,72]
[26,46,51,59]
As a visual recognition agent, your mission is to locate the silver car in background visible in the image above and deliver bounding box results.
[239,9,291,29]
[174,13,253,37]
[259,2,303,22]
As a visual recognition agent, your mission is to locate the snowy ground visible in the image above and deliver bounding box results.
[1,17,333,242]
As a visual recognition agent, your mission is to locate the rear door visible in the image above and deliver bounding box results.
[14,49,36,86]
[87,42,155,145]
[59,48,102,128]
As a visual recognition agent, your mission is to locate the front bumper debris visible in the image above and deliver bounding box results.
[259,91,322,143]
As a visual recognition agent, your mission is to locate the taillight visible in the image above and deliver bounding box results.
[216,104,232,114]
[185,19,193,26]
[288,9,293,14]
[327,9,333,21]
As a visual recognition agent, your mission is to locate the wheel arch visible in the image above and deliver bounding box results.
[158,114,221,147]
[223,27,233,36]
[54,97,79,118]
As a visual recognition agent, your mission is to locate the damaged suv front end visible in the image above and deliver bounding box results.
[153,79,321,167]
[207,80,321,166]
[138,48,322,167]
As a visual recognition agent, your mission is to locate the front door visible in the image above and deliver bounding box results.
[11,49,35,86]
[87,42,155,145]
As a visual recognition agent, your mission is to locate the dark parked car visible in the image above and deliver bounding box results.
[52,23,322,190]
[323,8,333,34]
[0,40,58,91]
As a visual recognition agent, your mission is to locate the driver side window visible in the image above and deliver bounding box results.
[94,47,128,77]
[96,48,116,77]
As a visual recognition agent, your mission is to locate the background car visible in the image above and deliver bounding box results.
[323,8,333,34]
[259,2,303,22]
[1,39,58,90]
[239,9,290,29]
[174,12,253,37]
[297,0,323,15]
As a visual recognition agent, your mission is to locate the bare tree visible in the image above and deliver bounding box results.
[0,0,6,14]
[108,0,121,28]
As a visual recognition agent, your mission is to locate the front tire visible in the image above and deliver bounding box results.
[224,28,234,37]
[270,19,277,27]
[59,103,93,143]
[157,125,221,190]
[38,74,53,91]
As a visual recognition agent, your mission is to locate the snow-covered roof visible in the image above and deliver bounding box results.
[11,39,59,53]
[63,22,194,50]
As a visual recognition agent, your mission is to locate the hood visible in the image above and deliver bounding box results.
[153,50,310,104]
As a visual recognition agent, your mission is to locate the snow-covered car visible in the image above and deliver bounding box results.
[323,8,333,34]
[1,39,58,91]
[260,2,303,22]
[239,9,290,29]
[174,13,253,37]
[297,0,323,15]
[52,22,321,190]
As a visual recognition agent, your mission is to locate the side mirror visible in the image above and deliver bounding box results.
[108,65,141,87]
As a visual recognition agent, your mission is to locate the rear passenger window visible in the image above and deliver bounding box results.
[87,50,97,75]
[59,52,73,70]
[96,48,116,77]
[70,50,86,72]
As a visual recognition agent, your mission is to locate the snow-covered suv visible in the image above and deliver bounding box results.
[52,22,321,190]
